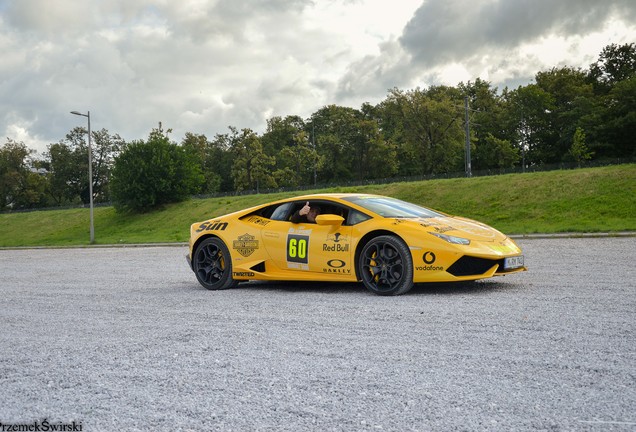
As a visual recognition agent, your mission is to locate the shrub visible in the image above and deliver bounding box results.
[110,134,203,213]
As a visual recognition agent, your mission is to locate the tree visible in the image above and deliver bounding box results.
[568,127,593,167]
[473,133,519,170]
[262,117,319,187]
[535,67,595,162]
[356,107,398,180]
[309,104,397,183]
[588,43,636,94]
[274,130,319,187]
[207,131,239,193]
[376,95,418,176]
[384,87,465,175]
[504,84,555,166]
[230,128,276,192]
[595,75,636,158]
[45,128,87,205]
[309,105,360,182]
[0,139,48,210]
[110,128,204,212]
[458,79,510,170]
[44,127,122,205]
[261,115,306,158]
[91,128,125,202]
[182,132,222,194]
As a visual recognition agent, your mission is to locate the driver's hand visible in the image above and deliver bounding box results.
[299,201,310,215]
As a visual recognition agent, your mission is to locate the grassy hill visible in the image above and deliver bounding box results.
[1,164,634,248]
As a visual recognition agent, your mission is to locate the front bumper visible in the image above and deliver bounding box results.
[186,253,193,271]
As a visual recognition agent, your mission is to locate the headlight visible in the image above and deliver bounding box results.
[429,232,471,245]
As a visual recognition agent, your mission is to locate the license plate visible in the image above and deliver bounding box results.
[504,255,524,269]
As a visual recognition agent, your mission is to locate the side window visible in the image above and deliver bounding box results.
[328,205,349,224]
[348,209,371,225]
[263,201,367,225]
[270,203,293,221]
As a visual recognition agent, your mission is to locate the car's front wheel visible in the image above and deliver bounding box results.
[193,237,237,290]
[359,235,414,296]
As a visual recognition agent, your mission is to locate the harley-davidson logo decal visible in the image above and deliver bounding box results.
[233,233,259,257]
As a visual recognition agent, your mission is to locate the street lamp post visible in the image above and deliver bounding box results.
[70,110,94,244]
[464,96,472,177]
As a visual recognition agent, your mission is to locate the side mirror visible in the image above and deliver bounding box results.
[315,214,344,226]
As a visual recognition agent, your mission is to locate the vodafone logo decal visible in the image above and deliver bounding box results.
[423,251,436,264]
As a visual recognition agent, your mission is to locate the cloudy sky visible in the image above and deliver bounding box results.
[1,0,635,155]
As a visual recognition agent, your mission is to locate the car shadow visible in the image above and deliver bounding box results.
[409,279,518,296]
[225,279,518,296]
[234,280,364,295]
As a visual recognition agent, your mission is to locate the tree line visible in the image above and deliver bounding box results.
[1,43,634,212]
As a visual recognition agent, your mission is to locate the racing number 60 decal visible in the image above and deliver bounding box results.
[287,234,309,264]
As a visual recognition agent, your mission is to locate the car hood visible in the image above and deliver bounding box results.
[400,216,506,242]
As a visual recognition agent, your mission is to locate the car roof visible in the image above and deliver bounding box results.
[283,193,379,201]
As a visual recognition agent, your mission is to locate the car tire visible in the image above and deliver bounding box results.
[193,237,238,290]
[359,235,414,296]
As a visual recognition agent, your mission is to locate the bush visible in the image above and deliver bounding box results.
[110,134,204,213]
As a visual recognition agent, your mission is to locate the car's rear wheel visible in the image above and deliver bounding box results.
[193,237,237,290]
[359,235,414,296]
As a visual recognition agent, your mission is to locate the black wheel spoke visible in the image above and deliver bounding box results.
[196,244,225,284]
[359,236,413,295]
[362,244,401,291]
[193,238,236,290]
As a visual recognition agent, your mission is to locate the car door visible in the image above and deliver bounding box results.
[261,202,355,279]
[287,219,354,278]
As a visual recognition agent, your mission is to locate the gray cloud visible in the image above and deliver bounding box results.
[335,0,636,104]
[0,0,324,152]
[0,0,634,155]
[400,0,636,66]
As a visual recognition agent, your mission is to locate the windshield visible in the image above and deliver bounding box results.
[343,196,444,219]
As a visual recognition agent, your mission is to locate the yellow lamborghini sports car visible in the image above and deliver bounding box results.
[187,194,526,296]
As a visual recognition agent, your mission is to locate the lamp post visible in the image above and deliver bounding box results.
[70,110,94,244]
[464,96,472,177]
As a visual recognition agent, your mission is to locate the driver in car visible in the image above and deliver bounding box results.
[291,202,321,224]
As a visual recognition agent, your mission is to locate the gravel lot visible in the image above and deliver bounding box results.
[0,237,634,431]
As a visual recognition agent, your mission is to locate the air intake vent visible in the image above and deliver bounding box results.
[447,256,501,277]
[250,262,266,273]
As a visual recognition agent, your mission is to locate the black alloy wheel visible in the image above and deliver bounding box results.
[359,235,414,296]
[193,237,238,290]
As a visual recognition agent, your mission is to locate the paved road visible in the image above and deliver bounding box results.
[0,238,634,431]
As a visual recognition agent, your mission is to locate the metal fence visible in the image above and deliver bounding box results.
[192,158,634,199]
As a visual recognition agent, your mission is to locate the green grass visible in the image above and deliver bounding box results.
[1,164,634,247]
